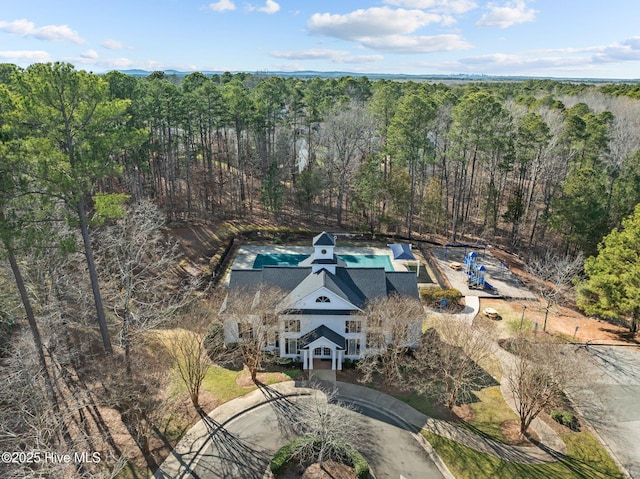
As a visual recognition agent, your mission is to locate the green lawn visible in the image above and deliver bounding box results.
[459,386,520,443]
[423,430,624,479]
[392,390,439,418]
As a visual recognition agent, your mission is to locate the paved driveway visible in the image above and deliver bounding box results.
[571,345,640,478]
[189,396,445,479]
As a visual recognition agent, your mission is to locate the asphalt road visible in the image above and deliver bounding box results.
[189,395,445,479]
[571,345,640,478]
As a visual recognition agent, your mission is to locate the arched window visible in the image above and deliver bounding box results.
[315,296,331,303]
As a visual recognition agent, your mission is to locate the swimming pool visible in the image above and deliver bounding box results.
[253,253,394,271]
[253,253,309,268]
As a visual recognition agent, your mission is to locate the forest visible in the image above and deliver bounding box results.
[1,61,640,478]
[3,63,640,254]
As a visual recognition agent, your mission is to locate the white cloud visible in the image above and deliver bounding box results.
[70,55,199,72]
[592,37,640,63]
[269,48,383,64]
[81,49,99,60]
[527,37,640,65]
[258,0,280,14]
[307,7,471,55]
[341,54,385,64]
[424,52,592,76]
[101,38,127,50]
[0,50,51,63]
[0,18,84,44]
[361,33,472,53]
[457,53,585,69]
[270,49,346,60]
[439,37,640,75]
[476,0,536,28]
[208,0,236,12]
[308,7,445,40]
[383,0,477,14]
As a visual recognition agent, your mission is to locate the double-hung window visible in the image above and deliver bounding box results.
[345,320,361,334]
[284,319,300,333]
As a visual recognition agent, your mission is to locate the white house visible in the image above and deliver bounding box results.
[223,232,420,371]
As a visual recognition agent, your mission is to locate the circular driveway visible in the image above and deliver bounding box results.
[189,395,445,479]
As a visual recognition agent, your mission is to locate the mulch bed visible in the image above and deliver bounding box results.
[277,461,357,479]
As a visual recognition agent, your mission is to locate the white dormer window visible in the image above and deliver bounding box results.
[315,296,331,303]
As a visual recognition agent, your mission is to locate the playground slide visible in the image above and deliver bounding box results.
[484,281,496,291]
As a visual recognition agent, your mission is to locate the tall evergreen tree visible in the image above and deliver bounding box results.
[577,204,640,333]
[16,62,136,354]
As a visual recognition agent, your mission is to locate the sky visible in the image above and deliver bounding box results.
[1,0,640,79]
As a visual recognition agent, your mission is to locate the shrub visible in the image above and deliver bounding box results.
[506,317,534,335]
[341,358,358,370]
[551,410,580,431]
[342,443,369,479]
[264,353,298,369]
[270,437,307,476]
[270,437,370,478]
[420,288,463,306]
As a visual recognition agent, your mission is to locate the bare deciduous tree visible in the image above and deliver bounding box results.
[318,104,377,226]
[94,200,192,369]
[411,316,496,409]
[165,329,211,411]
[222,286,284,383]
[0,335,73,479]
[506,335,579,437]
[357,294,424,385]
[163,302,217,411]
[526,251,583,331]
[289,385,364,470]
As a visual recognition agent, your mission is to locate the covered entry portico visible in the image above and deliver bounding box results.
[300,325,345,371]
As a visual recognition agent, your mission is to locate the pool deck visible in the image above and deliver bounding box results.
[223,245,412,285]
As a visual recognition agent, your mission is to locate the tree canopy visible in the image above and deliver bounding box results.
[577,204,640,332]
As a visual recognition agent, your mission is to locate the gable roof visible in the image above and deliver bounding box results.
[228,266,419,308]
[278,269,363,311]
[300,325,345,350]
[312,232,336,246]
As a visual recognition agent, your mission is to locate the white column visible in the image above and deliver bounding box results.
[337,350,343,370]
[308,348,313,370]
[331,349,337,370]
[302,350,308,370]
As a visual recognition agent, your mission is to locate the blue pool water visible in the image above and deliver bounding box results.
[253,253,394,271]
[253,253,309,268]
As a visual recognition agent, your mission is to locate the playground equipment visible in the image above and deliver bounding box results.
[464,251,496,291]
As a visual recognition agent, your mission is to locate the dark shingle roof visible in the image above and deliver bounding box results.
[262,266,311,291]
[228,254,419,310]
[300,325,345,350]
[385,271,420,298]
[228,269,263,291]
[337,268,388,305]
[312,232,336,246]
